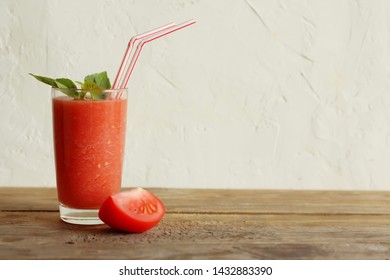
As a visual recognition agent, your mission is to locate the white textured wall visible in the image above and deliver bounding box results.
[1,0,390,190]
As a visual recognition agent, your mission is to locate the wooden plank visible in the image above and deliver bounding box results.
[2,188,390,259]
[1,212,390,259]
[1,187,390,214]
[0,187,58,211]
[161,189,390,214]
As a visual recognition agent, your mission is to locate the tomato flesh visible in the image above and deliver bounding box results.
[98,188,165,233]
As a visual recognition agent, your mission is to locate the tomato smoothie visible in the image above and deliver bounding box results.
[52,94,127,211]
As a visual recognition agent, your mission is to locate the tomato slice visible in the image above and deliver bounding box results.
[98,187,165,233]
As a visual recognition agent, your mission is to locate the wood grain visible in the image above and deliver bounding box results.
[1,187,390,214]
[1,187,390,259]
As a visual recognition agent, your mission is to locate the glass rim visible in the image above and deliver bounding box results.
[51,87,128,100]
[51,87,127,92]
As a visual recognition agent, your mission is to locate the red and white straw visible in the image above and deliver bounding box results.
[111,22,175,90]
[112,19,196,94]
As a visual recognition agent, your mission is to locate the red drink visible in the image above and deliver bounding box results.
[52,90,127,224]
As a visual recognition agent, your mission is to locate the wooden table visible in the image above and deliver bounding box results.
[1,187,390,259]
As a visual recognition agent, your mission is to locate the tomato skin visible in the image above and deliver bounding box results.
[98,188,165,233]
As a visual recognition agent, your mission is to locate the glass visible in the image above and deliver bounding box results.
[51,88,128,225]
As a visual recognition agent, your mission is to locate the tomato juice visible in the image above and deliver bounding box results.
[52,96,127,209]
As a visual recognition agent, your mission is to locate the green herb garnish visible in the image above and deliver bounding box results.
[29,71,112,100]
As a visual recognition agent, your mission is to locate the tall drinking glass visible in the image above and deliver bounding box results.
[51,88,127,225]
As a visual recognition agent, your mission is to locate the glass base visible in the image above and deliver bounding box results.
[59,204,104,225]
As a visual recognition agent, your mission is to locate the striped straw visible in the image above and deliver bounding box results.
[112,22,176,90]
[112,19,196,96]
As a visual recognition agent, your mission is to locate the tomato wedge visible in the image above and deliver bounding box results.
[98,188,165,233]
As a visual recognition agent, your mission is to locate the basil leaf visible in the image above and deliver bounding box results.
[29,73,56,87]
[30,71,112,100]
[55,78,77,89]
[54,79,79,98]
[76,80,107,100]
[78,80,98,89]
[84,71,111,89]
